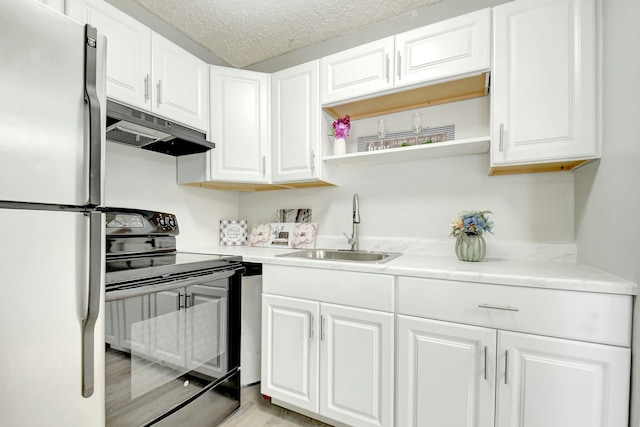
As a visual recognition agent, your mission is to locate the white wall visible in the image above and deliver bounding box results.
[239,153,574,243]
[575,0,640,284]
[104,143,238,249]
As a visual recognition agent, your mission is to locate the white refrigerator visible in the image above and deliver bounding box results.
[0,1,107,426]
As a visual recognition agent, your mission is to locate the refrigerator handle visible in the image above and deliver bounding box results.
[84,24,102,207]
[82,211,102,398]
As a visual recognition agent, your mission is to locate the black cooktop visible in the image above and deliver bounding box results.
[106,252,242,286]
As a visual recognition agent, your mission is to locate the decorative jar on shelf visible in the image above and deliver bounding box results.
[333,137,346,155]
[455,233,486,262]
[330,114,350,156]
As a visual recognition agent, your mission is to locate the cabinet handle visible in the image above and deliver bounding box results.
[499,123,504,152]
[310,149,315,172]
[177,292,184,310]
[396,51,401,80]
[483,346,488,380]
[144,74,150,102]
[262,155,266,178]
[185,294,191,309]
[478,303,519,312]
[385,54,390,82]
[157,80,162,106]
[320,316,325,341]
[504,350,509,385]
[309,315,314,339]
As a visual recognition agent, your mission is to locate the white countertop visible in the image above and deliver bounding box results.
[185,244,638,296]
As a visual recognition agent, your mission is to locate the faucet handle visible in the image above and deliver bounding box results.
[343,232,356,245]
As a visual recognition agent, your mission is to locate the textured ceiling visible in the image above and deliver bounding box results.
[131,0,442,68]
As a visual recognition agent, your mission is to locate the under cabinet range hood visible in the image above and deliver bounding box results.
[105,100,214,156]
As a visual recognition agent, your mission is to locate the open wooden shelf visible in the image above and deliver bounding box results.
[323,73,490,121]
[323,136,490,167]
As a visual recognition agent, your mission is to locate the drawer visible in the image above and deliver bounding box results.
[263,264,394,312]
[398,276,632,347]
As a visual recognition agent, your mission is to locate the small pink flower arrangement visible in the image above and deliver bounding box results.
[330,115,351,139]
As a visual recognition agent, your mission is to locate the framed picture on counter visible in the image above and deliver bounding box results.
[249,222,318,248]
[220,219,248,246]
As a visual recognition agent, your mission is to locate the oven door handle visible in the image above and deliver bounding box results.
[105,269,238,302]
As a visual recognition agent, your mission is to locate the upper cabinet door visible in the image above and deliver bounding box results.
[68,0,151,111]
[321,37,395,105]
[491,0,597,168]
[271,60,321,183]
[210,66,270,183]
[152,33,209,132]
[395,8,490,89]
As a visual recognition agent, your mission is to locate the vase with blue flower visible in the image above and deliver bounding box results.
[450,210,494,262]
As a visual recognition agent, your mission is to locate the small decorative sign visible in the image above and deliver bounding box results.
[220,220,248,246]
[249,222,318,249]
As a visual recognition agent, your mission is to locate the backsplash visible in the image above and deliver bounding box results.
[314,236,577,263]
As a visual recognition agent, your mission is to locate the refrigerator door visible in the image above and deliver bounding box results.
[0,208,105,426]
[0,0,106,207]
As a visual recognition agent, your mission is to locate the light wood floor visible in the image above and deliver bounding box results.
[220,385,332,427]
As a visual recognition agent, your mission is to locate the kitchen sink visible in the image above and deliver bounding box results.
[276,249,402,263]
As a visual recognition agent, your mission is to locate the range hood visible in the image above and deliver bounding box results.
[105,100,214,156]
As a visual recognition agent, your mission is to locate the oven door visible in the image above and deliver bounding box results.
[104,268,240,427]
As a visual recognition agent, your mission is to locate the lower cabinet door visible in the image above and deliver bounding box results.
[320,303,394,427]
[496,331,631,427]
[261,294,320,413]
[397,315,496,427]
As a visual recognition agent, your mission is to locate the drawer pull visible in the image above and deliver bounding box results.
[478,303,519,312]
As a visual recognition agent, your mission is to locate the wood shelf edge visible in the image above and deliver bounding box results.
[323,72,490,121]
[489,159,597,176]
[182,180,335,192]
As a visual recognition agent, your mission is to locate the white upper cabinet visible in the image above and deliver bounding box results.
[209,66,270,183]
[395,8,491,89]
[69,0,208,132]
[271,60,322,183]
[320,9,490,106]
[490,0,598,174]
[152,33,208,131]
[69,0,151,110]
[321,37,395,105]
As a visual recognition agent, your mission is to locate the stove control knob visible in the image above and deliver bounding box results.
[168,217,177,228]
[157,216,166,227]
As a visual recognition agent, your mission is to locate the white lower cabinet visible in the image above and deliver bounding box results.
[397,316,496,427]
[397,276,632,427]
[262,293,394,427]
[496,331,630,427]
[261,294,319,413]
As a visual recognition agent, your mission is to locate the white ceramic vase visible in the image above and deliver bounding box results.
[333,137,346,156]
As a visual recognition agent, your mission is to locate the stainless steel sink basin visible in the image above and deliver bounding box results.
[276,249,402,263]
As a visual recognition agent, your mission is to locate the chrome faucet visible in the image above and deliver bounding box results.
[343,193,360,251]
